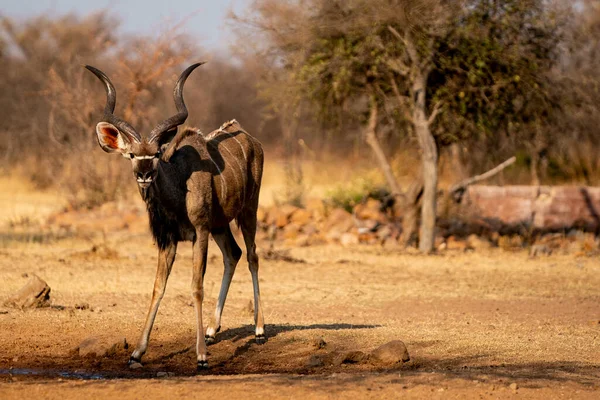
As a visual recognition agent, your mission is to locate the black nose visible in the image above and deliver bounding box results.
[136,171,153,180]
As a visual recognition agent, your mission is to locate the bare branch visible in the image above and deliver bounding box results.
[387,25,406,46]
[387,57,410,76]
[389,75,412,120]
[388,25,420,67]
[427,101,443,125]
[449,156,517,202]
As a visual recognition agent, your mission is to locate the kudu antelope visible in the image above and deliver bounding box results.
[85,63,265,371]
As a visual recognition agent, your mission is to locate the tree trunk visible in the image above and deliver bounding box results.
[400,178,423,247]
[530,151,540,186]
[364,96,402,195]
[363,95,422,246]
[450,143,466,181]
[413,78,438,253]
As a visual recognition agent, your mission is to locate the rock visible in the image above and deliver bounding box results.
[334,351,367,365]
[306,354,325,368]
[370,340,410,365]
[256,206,267,223]
[383,237,400,249]
[302,223,319,236]
[294,234,311,247]
[75,302,90,310]
[282,223,301,240]
[376,225,393,240]
[311,337,327,349]
[156,371,168,378]
[129,362,143,370]
[466,234,492,250]
[290,208,312,225]
[325,208,354,232]
[325,228,343,243]
[498,235,524,250]
[340,232,359,247]
[275,205,300,228]
[509,382,519,391]
[4,274,51,309]
[446,236,467,251]
[305,198,326,219]
[529,244,552,257]
[78,335,128,358]
[354,199,387,223]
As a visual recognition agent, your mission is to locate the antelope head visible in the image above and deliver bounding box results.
[85,63,204,189]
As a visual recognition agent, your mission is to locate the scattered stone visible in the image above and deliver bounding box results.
[156,371,168,378]
[274,205,300,228]
[370,340,410,365]
[354,199,386,223]
[530,244,552,257]
[261,248,306,264]
[256,206,267,223]
[467,234,492,250]
[294,234,311,247]
[325,209,355,233]
[78,335,128,358]
[290,208,312,225]
[509,382,519,391]
[282,223,301,239]
[75,302,90,310]
[306,354,325,368]
[334,350,367,365]
[376,225,393,241]
[311,337,327,349]
[446,236,468,251]
[4,274,51,309]
[498,235,524,250]
[383,237,400,249]
[340,232,359,247]
[305,198,326,220]
[129,362,143,370]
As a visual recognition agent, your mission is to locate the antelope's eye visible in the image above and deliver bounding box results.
[129,153,134,159]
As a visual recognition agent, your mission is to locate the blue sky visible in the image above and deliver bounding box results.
[1,0,250,50]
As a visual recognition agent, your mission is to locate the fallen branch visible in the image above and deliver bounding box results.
[449,156,517,203]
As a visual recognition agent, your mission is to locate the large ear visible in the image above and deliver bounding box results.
[157,128,178,149]
[95,122,130,153]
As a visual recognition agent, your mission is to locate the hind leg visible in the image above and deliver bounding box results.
[239,211,266,343]
[206,226,242,344]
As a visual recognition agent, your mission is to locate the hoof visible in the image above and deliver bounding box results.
[196,360,209,372]
[128,356,141,365]
[205,326,220,345]
[205,335,216,345]
[255,334,266,345]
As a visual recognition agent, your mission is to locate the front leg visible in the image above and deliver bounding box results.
[129,241,177,366]
[192,228,210,371]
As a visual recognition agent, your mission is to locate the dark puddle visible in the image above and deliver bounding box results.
[0,368,105,380]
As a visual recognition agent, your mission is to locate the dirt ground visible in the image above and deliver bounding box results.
[0,179,599,399]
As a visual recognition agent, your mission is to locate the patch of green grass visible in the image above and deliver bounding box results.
[326,177,379,213]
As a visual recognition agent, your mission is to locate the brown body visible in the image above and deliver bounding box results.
[85,63,266,371]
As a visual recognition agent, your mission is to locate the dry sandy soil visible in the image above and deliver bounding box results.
[0,178,599,399]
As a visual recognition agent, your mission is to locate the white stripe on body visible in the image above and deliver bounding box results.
[207,156,227,199]
[217,141,247,206]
